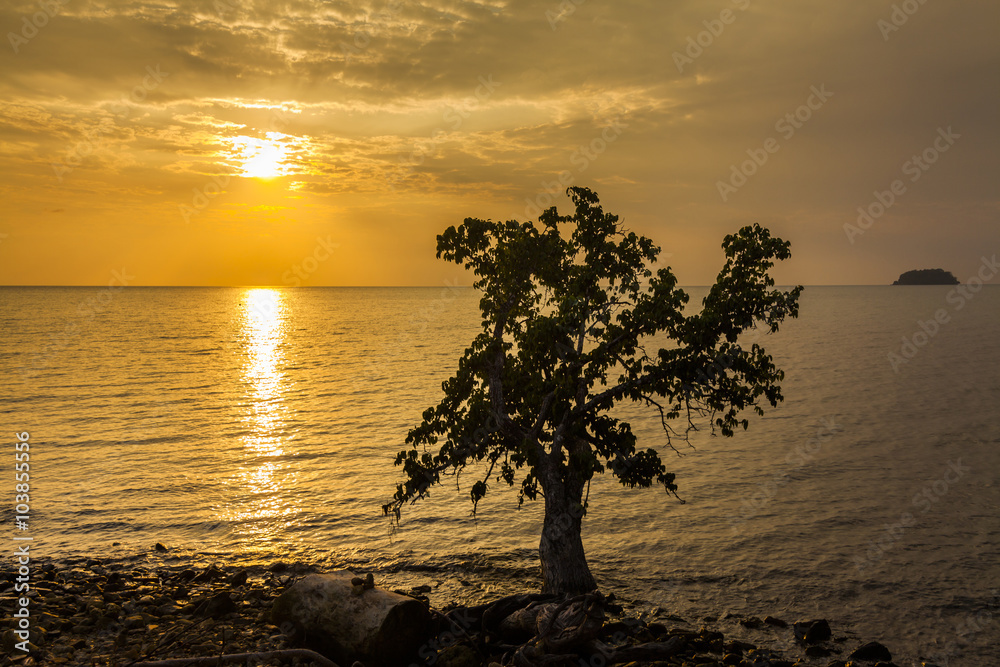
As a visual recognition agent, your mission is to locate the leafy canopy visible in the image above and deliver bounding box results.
[385,187,802,519]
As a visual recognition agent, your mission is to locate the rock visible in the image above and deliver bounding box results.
[723,639,755,654]
[193,565,223,583]
[793,618,831,643]
[271,570,434,666]
[806,645,836,657]
[176,569,196,582]
[228,570,249,587]
[1,629,21,653]
[196,592,238,618]
[699,628,724,643]
[744,647,787,665]
[848,641,893,662]
[154,542,167,551]
[646,621,668,637]
[763,615,787,627]
[436,643,481,667]
[740,616,764,629]
[122,614,146,630]
[156,603,180,616]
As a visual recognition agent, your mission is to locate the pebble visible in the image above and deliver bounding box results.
[0,556,900,666]
[0,557,300,664]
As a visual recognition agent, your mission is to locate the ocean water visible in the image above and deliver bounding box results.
[1,285,998,666]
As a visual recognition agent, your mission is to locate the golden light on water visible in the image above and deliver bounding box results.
[244,288,285,409]
[217,288,297,551]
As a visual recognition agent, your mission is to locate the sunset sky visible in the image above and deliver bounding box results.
[1,0,996,286]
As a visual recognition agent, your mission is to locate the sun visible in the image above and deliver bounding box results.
[232,133,290,179]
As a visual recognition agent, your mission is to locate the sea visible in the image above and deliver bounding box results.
[1,285,998,666]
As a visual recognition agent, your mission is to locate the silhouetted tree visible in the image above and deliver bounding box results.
[384,187,802,594]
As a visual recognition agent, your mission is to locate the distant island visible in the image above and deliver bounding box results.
[892,268,960,285]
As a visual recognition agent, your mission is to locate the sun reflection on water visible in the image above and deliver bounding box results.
[217,288,298,553]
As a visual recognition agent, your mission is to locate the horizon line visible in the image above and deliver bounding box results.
[0,283,978,288]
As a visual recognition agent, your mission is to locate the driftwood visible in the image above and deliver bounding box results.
[512,637,687,667]
[271,571,432,666]
[510,593,606,666]
[499,593,687,667]
[131,648,340,666]
[482,593,557,635]
[600,636,686,663]
[535,595,604,652]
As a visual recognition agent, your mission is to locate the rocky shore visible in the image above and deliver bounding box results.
[2,553,909,667]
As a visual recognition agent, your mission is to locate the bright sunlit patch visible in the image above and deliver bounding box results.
[216,288,299,553]
[232,133,291,179]
[242,288,285,420]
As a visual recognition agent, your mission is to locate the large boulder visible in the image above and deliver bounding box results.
[272,571,434,666]
[848,640,893,662]
[792,618,831,643]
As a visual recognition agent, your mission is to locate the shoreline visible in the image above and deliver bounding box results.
[1,554,911,666]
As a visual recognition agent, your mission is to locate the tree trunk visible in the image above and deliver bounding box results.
[538,466,598,594]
